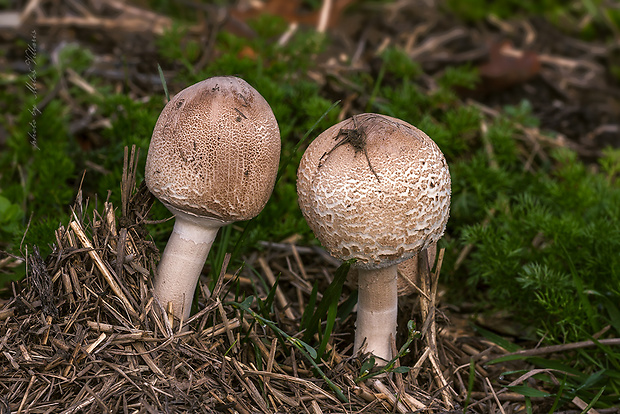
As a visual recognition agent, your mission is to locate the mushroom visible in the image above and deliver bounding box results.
[297,113,450,363]
[348,241,438,296]
[145,76,281,323]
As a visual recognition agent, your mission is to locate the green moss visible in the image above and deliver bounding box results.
[448,146,620,342]
[446,0,619,41]
[2,99,75,218]
[380,46,422,80]
[446,0,574,22]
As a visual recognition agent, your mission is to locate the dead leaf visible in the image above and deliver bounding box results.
[473,40,541,96]
[231,0,355,29]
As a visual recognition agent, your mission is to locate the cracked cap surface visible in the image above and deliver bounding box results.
[145,76,281,222]
[297,113,451,269]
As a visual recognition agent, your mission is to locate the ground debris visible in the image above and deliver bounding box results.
[0,151,464,413]
[0,152,447,413]
[0,226,564,413]
[0,148,620,413]
[2,148,617,412]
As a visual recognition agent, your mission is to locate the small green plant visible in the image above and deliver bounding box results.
[363,56,620,408]
[55,43,95,74]
[231,295,349,403]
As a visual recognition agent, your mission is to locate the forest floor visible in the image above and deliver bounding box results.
[1,0,619,412]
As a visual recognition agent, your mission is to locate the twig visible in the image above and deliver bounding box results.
[372,379,408,413]
[245,370,342,405]
[485,377,507,414]
[132,342,165,378]
[495,338,620,359]
[17,375,35,414]
[409,28,467,59]
[316,0,332,33]
[277,21,299,46]
[70,218,137,317]
[419,249,454,409]
[217,298,237,352]
[571,396,602,414]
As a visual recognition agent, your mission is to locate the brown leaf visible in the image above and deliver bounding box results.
[231,0,355,29]
[475,41,541,95]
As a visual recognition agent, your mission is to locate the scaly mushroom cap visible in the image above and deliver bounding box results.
[145,76,281,222]
[297,113,450,269]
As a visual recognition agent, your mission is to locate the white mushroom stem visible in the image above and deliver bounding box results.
[354,264,398,363]
[154,208,227,322]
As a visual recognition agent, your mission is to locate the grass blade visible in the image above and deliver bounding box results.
[230,297,348,403]
[157,63,170,102]
[301,259,352,343]
[463,358,476,411]
[579,386,606,413]
[548,375,567,414]
[300,282,318,330]
[472,324,521,353]
[316,299,337,359]
[506,385,551,398]
[275,99,341,183]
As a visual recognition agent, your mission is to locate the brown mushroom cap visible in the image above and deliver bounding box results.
[297,113,450,269]
[145,76,281,222]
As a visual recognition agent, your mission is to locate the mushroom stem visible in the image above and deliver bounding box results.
[354,264,398,363]
[154,209,225,322]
